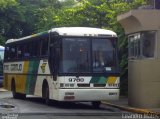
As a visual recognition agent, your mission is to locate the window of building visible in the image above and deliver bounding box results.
[128,33,141,59]
[142,31,156,58]
[128,31,156,60]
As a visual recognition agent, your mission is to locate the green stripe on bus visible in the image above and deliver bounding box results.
[90,77,99,83]
[98,77,107,84]
[90,76,108,84]
[26,60,40,94]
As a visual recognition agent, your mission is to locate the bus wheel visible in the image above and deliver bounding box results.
[44,85,51,105]
[18,93,26,100]
[91,101,101,108]
[11,80,19,99]
[11,80,26,99]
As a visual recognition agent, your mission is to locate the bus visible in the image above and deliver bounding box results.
[0,46,4,87]
[3,27,119,108]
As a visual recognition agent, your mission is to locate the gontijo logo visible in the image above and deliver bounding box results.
[41,63,47,73]
[4,63,22,71]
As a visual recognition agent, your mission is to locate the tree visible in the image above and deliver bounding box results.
[0,0,19,42]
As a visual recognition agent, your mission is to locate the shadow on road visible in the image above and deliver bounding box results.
[25,97,115,112]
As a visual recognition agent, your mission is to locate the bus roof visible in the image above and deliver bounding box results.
[6,27,117,44]
[50,27,117,37]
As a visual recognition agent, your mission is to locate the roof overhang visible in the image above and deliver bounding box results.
[117,10,160,35]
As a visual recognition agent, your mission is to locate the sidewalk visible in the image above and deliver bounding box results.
[103,96,160,116]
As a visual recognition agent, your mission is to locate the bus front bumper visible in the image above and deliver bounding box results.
[57,88,119,101]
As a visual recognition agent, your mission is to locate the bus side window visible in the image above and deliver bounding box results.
[30,40,40,57]
[10,45,17,59]
[5,46,10,60]
[41,38,48,56]
[17,45,24,59]
[24,42,30,58]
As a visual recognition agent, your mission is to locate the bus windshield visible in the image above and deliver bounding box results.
[60,38,91,73]
[92,38,116,72]
[59,37,117,73]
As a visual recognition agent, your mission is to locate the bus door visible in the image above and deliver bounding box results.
[49,33,61,79]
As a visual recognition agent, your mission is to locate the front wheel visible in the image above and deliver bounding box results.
[91,101,101,108]
[44,85,51,105]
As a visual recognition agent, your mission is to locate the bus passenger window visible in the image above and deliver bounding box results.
[17,44,24,59]
[41,38,48,56]
[5,46,10,60]
[10,46,17,59]
[17,45,24,59]
[31,41,38,57]
[24,43,30,57]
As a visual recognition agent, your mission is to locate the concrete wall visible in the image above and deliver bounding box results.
[128,60,160,108]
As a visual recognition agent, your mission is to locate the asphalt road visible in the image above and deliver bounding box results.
[0,91,130,119]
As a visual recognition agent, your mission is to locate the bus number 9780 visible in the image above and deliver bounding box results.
[68,78,84,82]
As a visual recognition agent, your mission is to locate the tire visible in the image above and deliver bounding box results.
[44,83,51,105]
[18,93,26,100]
[92,101,101,108]
[11,80,26,99]
[11,80,19,99]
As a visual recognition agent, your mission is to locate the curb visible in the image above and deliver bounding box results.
[0,88,7,92]
[102,101,160,117]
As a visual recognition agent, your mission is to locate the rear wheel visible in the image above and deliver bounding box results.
[11,80,26,99]
[92,101,101,108]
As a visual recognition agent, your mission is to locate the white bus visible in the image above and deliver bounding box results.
[3,27,120,108]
